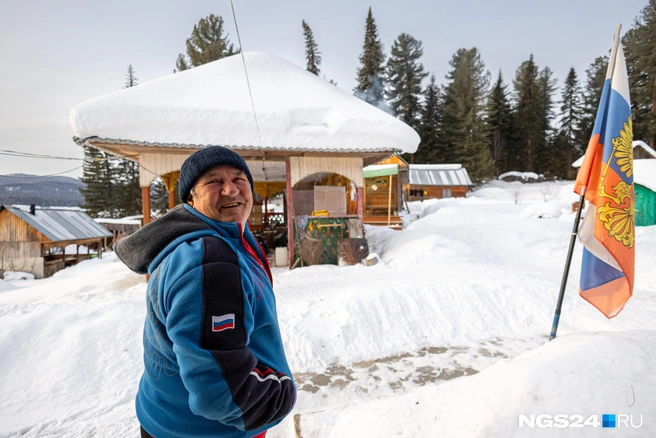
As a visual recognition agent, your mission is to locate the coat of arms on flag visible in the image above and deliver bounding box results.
[212,314,235,332]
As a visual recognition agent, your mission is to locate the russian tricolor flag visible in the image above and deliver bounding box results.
[212,314,235,332]
[574,26,634,318]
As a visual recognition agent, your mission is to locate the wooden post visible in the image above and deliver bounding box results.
[168,189,175,210]
[387,174,393,226]
[362,181,367,217]
[357,187,364,227]
[286,160,294,267]
[162,173,178,211]
[142,186,151,226]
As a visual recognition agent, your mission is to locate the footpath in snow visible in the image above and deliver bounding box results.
[0,181,654,437]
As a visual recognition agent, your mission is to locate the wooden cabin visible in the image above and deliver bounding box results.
[69,52,420,266]
[405,164,473,202]
[0,205,112,278]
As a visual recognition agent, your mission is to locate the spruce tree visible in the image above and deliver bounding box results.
[486,71,513,173]
[175,14,238,70]
[416,74,443,163]
[79,146,116,218]
[302,20,321,75]
[579,56,608,145]
[386,33,428,129]
[124,64,138,88]
[624,1,656,147]
[512,55,541,172]
[439,48,494,181]
[354,8,386,107]
[176,54,189,72]
[537,66,557,176]
[114,160,141,216]
[558,67,583,178]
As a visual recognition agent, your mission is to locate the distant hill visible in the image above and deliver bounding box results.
[0,174,85,207]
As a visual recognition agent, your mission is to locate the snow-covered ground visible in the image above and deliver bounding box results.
[1,181,654,437]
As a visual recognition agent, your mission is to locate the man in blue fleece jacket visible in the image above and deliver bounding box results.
[115,146,296,438]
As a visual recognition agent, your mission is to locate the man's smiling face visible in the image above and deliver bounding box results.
[187,165,253,227]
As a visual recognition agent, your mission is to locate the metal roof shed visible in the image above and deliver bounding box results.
[0,205,112,278]
[406,164,473,201]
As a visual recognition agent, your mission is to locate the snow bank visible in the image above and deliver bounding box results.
[519,200,572,219]
[0,279,16,292]
[297,331,656,437]
[3,271,35,281]
[470,186,513,200]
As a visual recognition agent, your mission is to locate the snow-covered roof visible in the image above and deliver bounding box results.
[1,205,112,242]
[572,140,656,168]
[634,159,656,192]
[408,164,473,186]
[363,164,398,178]
[94,216,142,226]
[498,171,540,180]
[70,52,419,155]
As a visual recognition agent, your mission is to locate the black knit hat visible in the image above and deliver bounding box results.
[179,146,254,202]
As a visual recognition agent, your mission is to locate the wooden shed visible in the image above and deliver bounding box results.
[70,52,419,266]
[0,205,112,278]
[363,155,408,227]
[405,164,473,202]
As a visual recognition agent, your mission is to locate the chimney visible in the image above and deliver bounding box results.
[29,204,36,215]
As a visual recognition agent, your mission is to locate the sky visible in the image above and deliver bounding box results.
[0,0,648,179]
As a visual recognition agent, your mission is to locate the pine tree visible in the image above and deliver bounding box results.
[624,1,656,147]
[124,64,138,88]
[114,160,141,216]
[302,20,321,75]
[416,74,443,163]
[175,14,238,70]
[354,8,386,107]
[176,54,189,72]
[536,66,557,176]
[79,146,116,218]
[512,55,541,172]
[579,56,608,145]
[486,71,513,173]
[439,48,494,181]
[386,33,428,129]
[558,67,583,178]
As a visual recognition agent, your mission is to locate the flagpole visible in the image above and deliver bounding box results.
[549,24,623,340]
[549,190,586,341]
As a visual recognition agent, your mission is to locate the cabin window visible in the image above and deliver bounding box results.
[442,188,452,198]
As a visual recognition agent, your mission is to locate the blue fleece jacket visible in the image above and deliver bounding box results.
[125,205,295,438]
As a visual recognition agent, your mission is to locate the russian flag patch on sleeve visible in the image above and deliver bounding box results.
[212,314,235,332]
